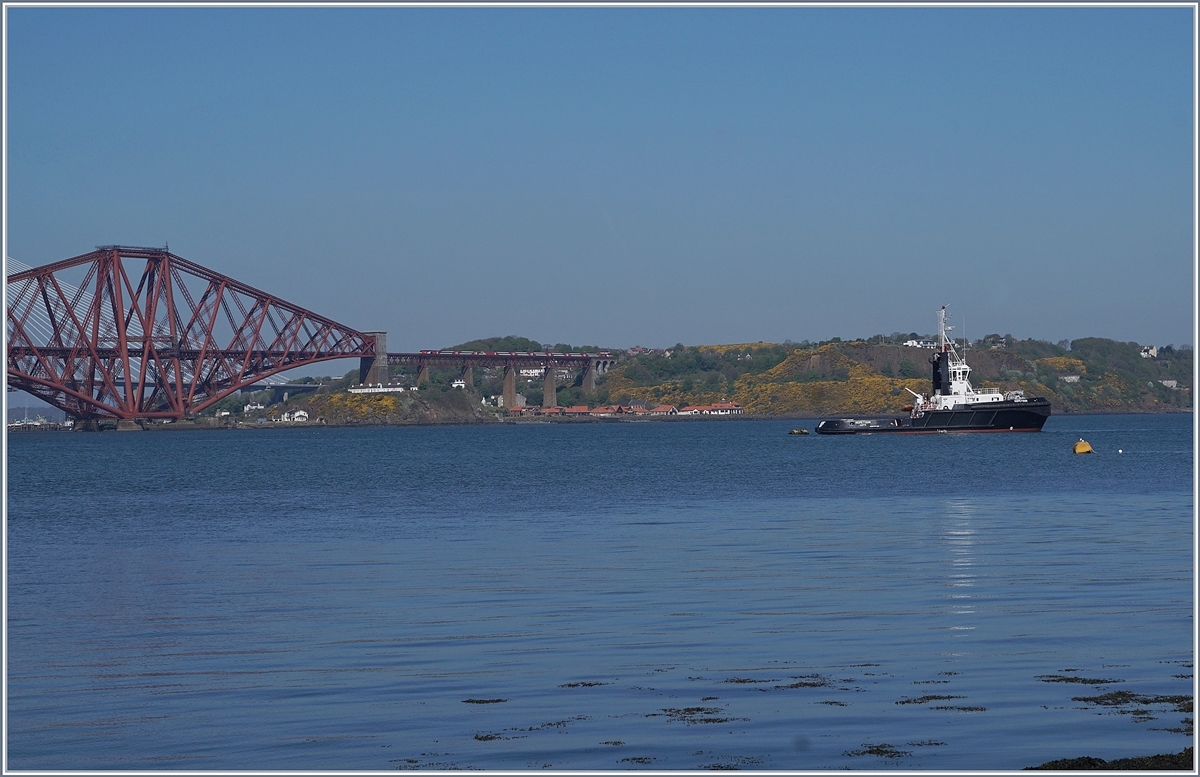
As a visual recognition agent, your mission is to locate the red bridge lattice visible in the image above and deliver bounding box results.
[6,246,376,420]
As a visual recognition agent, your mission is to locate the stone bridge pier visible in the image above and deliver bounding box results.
[543,367,556,408]
[581,358,613,393]
[358,332,389,384]
[382,351,615,409]
[503,364,517,409]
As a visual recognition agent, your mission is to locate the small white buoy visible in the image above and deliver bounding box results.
[1118,449,1123,454]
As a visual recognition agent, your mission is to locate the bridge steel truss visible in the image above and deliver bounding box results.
[6,246,377,421]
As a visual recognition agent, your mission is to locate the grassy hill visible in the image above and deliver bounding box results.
[214,336,1191,421]
[598,338,1192,416]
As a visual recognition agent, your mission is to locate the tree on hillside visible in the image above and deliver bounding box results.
[449,335,543,351]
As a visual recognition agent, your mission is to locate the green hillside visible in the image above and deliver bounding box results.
[600,338,1192,415]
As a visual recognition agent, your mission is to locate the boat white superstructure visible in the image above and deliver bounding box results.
[906,306,1027,414]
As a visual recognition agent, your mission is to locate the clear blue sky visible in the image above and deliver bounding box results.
[6,5,1195,356]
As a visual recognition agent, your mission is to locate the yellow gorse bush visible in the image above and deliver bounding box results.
[1034,357,1086,374]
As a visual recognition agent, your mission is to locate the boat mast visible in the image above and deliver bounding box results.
[938,305,954,355]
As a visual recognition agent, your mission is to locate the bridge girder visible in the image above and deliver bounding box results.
[6,246,376,420]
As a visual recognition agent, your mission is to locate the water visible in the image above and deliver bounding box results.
[6,414,1193,770]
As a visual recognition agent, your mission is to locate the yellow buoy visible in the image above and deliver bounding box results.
[1073,438,1093,455]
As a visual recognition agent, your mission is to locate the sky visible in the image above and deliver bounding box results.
[5,5,1196,366]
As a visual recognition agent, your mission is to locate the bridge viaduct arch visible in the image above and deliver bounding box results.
[383,351,614,409]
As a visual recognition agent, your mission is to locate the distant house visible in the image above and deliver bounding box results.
[1059,375,1081,383]
[497,393,526,408]
[564,405,591,416]
[904,339,937,349]
[649,404,678,416]
[451,379,466,389]
[539,406,565,416]
[282,409,310,423]
[1160,379,1178,388]
[679,401,743,416]
[1141,346,1158,359]
[244,401,265,414]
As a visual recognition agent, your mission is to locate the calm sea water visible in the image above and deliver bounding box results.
[6,414,1194,770]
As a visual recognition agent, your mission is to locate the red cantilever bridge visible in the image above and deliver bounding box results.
[6,246,613,422]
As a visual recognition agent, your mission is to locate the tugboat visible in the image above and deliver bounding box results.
[816,306,1051,434]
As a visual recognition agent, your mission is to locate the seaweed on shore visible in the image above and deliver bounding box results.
[700,755,762,769]
[845,743,911,759]
[1026,747,1192,770]
[654,706,746,725]
[773,678,832,690]
[895,694,965,705]
[1036,674,1122,686]
[1070,691,1193,735]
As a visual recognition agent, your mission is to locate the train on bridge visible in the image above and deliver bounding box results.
[419,350,614,358]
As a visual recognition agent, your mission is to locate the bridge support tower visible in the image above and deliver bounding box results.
[543,367,556,408]
[503,365,517,409]
[359,332,389,384]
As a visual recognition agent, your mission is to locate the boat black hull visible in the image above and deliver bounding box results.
[815,399,1051,434]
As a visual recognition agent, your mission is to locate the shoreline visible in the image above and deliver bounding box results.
[8,407,1192,434]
